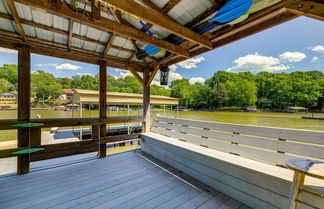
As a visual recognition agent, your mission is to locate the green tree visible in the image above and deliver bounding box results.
[31,70,62,105]
[0,79,14,92]
[225,79,257,107]
[170,79,192,108]
[71,74,98,90]
[0,64,18,87]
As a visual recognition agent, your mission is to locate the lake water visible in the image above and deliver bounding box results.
[0,109,323,143]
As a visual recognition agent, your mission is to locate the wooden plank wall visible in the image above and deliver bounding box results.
[141,134,324,209]
[152,116,324,166]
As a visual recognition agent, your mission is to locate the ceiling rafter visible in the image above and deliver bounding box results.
[6,0,26,41]
[0,12,136,56]
[105,0,212,49]
[286,0,324,21]
[0,33,146,71]
[160,8,298,67]
[67,19,74,50]
[14,0,190,58]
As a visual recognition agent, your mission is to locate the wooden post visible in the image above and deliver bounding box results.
[30,128,41,146]
[143,68,150,133]
[17,45,31,174]
[99,60,107,158]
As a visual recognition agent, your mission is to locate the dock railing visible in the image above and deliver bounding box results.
[0,115,143,163]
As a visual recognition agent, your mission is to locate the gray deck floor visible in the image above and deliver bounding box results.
[0,151,249,209]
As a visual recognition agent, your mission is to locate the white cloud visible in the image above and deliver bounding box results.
[279,51,306,62]
[0,47,17,54]
[169,64,177,71]
[189,77,205,84]
[35,63,58,67]
[114,68,133,78]
[311,56,319,62]
[169,70,183,81]
[77,73,91,76]
[55,63,81,71]
[311,45,324,53]
[227,53,289,73]
[177,56,205,69]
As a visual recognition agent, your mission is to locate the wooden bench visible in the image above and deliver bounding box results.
[140,116,324,209]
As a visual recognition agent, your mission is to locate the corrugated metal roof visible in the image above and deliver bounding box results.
[0,0,10,15]
[0,0,286,65]
[0,18,16,32]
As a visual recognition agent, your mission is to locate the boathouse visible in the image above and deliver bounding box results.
[0,0,323,208]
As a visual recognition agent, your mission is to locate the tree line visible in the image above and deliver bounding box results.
[0,64,170,104]
[1,64,323,110]
[171,71,324,110]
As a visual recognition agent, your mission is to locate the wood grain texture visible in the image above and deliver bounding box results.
[106,0,212,49]
[99,60,107,158]
[17,45,31,174]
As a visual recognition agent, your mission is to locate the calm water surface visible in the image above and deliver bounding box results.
[0,109,323,142]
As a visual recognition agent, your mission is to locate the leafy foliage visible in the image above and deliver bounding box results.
[0,64,323,110]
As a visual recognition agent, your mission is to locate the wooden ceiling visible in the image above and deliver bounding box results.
[0,0,322,72]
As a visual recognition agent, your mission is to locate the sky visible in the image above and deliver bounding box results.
[0,16,323,85]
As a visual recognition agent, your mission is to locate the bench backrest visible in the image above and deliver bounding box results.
[152,116,324,166]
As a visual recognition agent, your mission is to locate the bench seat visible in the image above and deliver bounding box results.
[141,132,324,209]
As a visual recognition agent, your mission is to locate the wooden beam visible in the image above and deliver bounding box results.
[100,134,140,144]
[143,68,151,133]
[162,0,181,13]
[0,13,136,56]
[147,64,160,87]
[17,44,31,174]
[15,0,190,58]
[105,0,213,49]
[127,65,144,85]
[0,34,145,71]
[0,116,145,130]
[6,0,26,41]
[99,60,107,158]
[102,34,113,57]
[287,0,324,21]
[91,0,101,20]
[67,19,74,50]
[160,2,298,66]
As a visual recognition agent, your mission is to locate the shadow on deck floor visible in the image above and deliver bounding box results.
[0,151,249,209]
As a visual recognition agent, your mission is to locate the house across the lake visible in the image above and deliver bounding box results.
[58,89,74,104]
[0,92,17,100]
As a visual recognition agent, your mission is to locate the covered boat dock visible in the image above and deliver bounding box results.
[0,0,323,208]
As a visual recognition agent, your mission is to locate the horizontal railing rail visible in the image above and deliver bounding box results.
[0,115,144,130]
[152,116,324,166]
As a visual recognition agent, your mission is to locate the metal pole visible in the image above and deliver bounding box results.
[176,104,179,118]
[163,104,165,116]
[80,102,83,140]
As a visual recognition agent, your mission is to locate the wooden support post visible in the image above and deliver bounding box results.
[17,45,31,174]
[30,128,41,146]
[99,60,107,158]
[143,68,151,133]
[92,124,99,142]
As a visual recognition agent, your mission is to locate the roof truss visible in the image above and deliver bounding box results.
[14,0,190,58]
[105,0,213,49]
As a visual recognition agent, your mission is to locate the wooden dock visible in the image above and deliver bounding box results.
[0,151,248,209]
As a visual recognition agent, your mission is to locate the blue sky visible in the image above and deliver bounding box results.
[0,16,323,85]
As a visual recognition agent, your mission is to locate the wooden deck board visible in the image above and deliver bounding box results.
[0,151,247,209]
